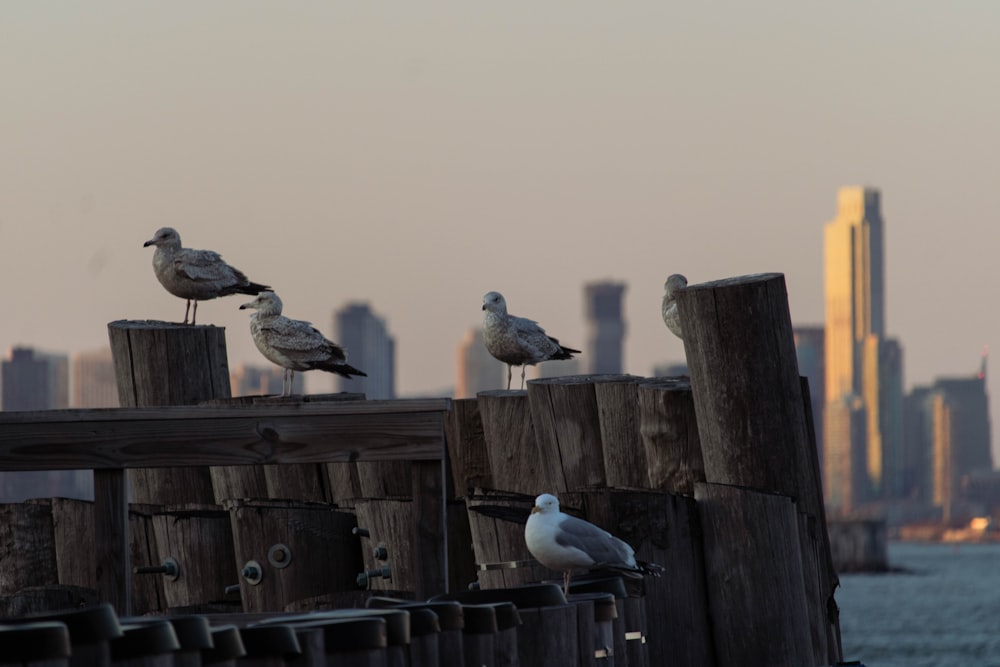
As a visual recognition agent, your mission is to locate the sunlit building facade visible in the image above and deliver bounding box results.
[333,302,395,399]
[823,186,903,510]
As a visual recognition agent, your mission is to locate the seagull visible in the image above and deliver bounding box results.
[482,291,581,390]
[525,493,663,594]
[240,291,366,396]
[661,274,688,339]
[144,227,271,325]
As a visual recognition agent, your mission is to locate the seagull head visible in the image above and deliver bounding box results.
[531,493,560,515]
[482,291,507,314]
[240,290,283,316]
[144,227,181,249]
[663,274,688,298]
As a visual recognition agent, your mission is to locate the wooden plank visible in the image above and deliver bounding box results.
[0,410,450,470]
[94,468,130,615]
[412,458,447,598]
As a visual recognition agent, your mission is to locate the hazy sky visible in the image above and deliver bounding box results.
[3,3,1000,458]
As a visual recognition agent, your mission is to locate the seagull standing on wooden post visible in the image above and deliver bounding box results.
[481,291,581,390]
[240,291,366,397]
[144,227,271,325]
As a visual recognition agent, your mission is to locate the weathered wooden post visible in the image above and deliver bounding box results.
[477,390,549,494]
[593,375,647,489]
[637,378,705,494]
[107,320,224,505]
[675,273,842,666]
[106,320,230,615]
[444,398,494,497]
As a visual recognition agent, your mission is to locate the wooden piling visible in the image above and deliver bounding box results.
[477,390,549,495]
[676,274,841,664]
[108,320,222,506]
[444,398,494,497]
[694,483,813,667]
[593,376,647,489]
[464,490,549,589]
[0,503,58,596]
[637,378,705,494]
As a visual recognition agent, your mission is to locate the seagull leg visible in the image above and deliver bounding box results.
[506,365,512,390]
[289,370,295,396]
[520,366,526,390]
[563,570,572,595]
[183,299,191,325]
[191,300,198,325]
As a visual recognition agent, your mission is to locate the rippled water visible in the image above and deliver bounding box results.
[837,541,1000,667]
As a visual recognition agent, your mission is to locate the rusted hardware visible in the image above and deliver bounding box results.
[268,543,292,569]
[356,564,391,589]
[133,557,180,582]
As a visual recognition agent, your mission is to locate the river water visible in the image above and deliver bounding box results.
[837,541,1000,666]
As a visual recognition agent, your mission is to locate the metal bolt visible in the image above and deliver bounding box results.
[356,564,392,589]
[352,526,370,538]
[133,557,180,582]
[268,543,292,569]
[372,545,388,561]
[242,560,263,585]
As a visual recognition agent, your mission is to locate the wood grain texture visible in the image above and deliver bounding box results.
[694,482,812,667]
[527,376,615,492]
[477,390,550,494]
[227,499,363,612]
[675,274,815,505]
[0,502,58,595]
[0,404,450,470]
[593,376,647,489]
[151,508,237,609]
[638,378,705,494]
[94,468,130,615]
[444,398,494,497]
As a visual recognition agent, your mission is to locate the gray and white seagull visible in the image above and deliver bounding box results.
[661,274,688,339]
[240,291,366,397]
[525,493,664,594]
[144,227,270,325]
[482,291,580,390]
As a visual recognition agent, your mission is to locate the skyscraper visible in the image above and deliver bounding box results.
[333,302,395,399]
[456,328,507,397]
[583,281,626,375]
[71,347,119,408]
[1,346,69,411]
[823,186,902,509]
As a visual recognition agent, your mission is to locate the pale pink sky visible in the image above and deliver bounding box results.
[3,3,999,459]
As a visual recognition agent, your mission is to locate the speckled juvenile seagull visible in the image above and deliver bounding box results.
[482,291,580,390]
[525,493,664,594]
[144,227,270,325]
[240,291,366,396]
[661,274,688,339]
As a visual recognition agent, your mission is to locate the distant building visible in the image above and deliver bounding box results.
[650,362,688,378]
[794,326,825,469]
[231,363,302,396]
[823,186,903,509]
[71,347,119,408]
[2,346,69,411]
[456,328,507,397]
[584,281,626,375]
[1,347,89,501]
[333,303,395,399]
[824,394,868,514]
[536,357,580,381]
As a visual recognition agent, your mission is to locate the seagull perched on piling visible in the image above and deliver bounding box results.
[661,274,688,339]
[524,493,664,594]
[144,227,270,325]
[481,291,581,390]
[240,291,366,397]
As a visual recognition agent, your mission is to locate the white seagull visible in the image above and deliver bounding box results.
[144,227,270,325]
[661,274,688,339]
[240,291,366,396]
[482,291,580,390]
[524,493,664,594]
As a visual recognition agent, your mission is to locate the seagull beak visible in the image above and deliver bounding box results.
[482,304,486,311]
[530,506,541,514]
[143,239,154,247]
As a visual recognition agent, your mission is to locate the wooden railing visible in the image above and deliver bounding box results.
[0,398,452,614]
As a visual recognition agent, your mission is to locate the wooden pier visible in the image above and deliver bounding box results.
[0,273,849,667]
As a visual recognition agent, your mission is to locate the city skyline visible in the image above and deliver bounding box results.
[3,4,1000,463]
